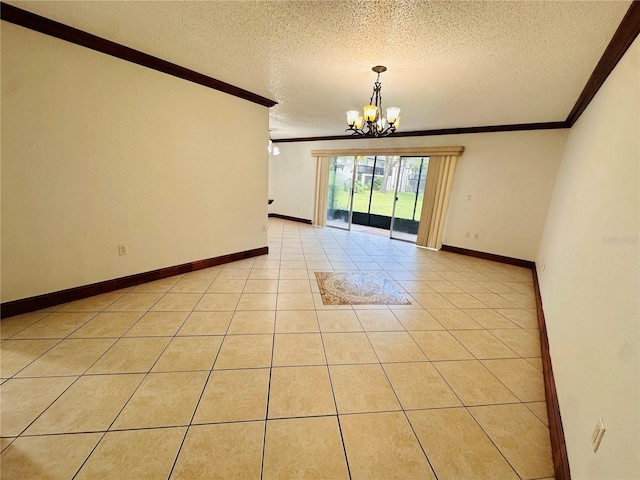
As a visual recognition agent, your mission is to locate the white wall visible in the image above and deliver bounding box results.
[269,129,567,261]
[536,38,639,479]
[1,22,270,302]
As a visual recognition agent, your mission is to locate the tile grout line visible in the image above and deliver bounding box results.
[317,314,353,480]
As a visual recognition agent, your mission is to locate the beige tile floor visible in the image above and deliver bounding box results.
[0,218,554,480]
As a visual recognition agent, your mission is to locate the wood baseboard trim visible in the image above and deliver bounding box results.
[268,213,312,224]
[533,266,571,480]
[442,244,570,479]
[440,245,535,269]
[0,246,268,319]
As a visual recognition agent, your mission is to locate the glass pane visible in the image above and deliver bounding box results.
[391,157,429,242]
[368,156,398,218]
[326,156,355,230]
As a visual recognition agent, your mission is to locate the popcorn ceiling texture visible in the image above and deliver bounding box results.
[6,0,630,138]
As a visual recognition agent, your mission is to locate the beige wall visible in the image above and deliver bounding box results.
[269,129,567,261]
[536,38,639,479]
[1,23,269,302]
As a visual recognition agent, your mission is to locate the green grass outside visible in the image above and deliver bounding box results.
[331,189,423,220]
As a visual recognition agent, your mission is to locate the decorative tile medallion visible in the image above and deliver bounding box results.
[315,272,411,306]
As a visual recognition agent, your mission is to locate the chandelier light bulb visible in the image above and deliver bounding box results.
[386,107,401,125]
[346,110,359,127]
[363,105,378,123]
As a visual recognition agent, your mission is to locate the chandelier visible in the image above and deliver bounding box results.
[346,65,401,137]
[268,130,280,156]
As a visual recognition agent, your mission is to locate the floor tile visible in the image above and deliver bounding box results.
[469,404,554,479]
[500,293,537,309]
[390,309,444,330]
[125,311,188,336]
[525,356,543,372]
[263,416,349,479]
[441,293,488,309]
[12,312,96,339]
[0,377,76,436]
[268,366,335,418]
[0,311,50,339]
[277,293,315,310]
[152,336,222,372]
[278,279,312,293]
[236,293,277,311]
[396,281,436,293]
[217,268,251,280]
[525,401,550,426]
[272,333,326,366]
[450,330,519,359]
[177,311,232,335]
[407,408,519,480]
[428,309,482,330]
[75,427,186,480]
[58,292,124,312]
[412,293,456,309]
[207,279,247,293]
[275,310,319,333]
[228,310,275,334]
[367,331,427,363]
[409,331,473,360]
[0,339,59,378]
[105,292,164,311]
[477,281,520,294]
[322,332,378,364]
[243,279,278,293]
[151,293,202,312]
[70,312,143,338]
[329,364,400,414]
[193,368,269,423]
[434,360,519,406]
[280,269,310,280]
[490,329,542,357]
[17,338,115,377]
[0,433,102,480]
[340,411,435,480]
[383,362,461,409]
[131,277,182,293]
[169,278,213,294]
[461,309,518,329]
[171,422,263,480]
[495,309,539,329]
[194,293,240,311]
[25,374,143,435]
[355,310,404,331]
[248,269,280,280]
[214,334,273,369]
[469,293,519,309]
[86,337,170,374]
[112,371,207,429]
[482,358,546,402]
[317,310,362,332]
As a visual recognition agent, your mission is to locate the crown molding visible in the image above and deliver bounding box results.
[0,2,277,108]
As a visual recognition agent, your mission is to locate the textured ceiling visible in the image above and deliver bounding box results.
[6,0,631,139]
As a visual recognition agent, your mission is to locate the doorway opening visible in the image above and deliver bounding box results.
[326,155,429,243]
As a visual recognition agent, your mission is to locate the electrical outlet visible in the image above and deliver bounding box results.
[118,244,128,256]
[474,232,480,239]
[465,231,471,238]
[591,417,606,453]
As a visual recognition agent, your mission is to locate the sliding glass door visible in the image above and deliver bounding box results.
[326,156,356,230]
[390,157,429,242]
